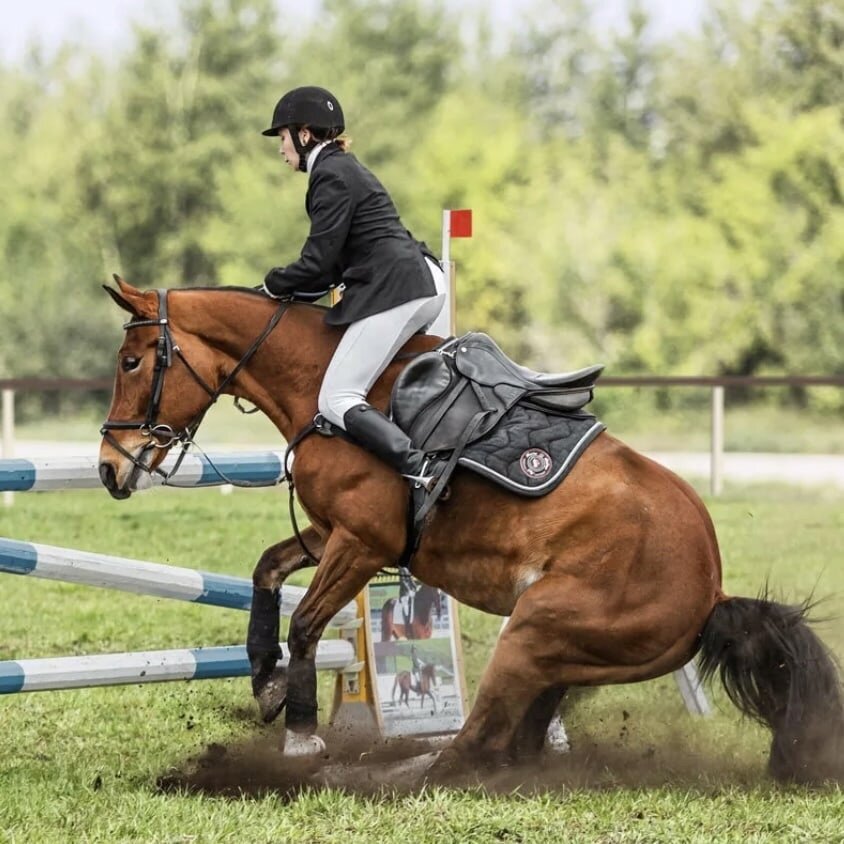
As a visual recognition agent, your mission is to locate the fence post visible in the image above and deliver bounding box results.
[710,385,724,496]
[2,389,14,507]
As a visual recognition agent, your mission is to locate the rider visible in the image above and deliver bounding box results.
[260,86,447,491]
[398,567,418,630]
[410,644,424,689]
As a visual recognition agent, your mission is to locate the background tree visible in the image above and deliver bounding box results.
[83,0,280,286]
[1,0,842,416]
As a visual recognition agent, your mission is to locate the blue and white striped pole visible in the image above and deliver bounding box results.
[0,639,355,694]
[0,451,286,492]
[0,538,357,626]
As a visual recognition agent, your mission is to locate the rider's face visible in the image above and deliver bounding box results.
[278,127,311,172]
[278,128,298,170]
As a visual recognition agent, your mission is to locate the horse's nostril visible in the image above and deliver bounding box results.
[99,462,131,499]
[99,462,116,489]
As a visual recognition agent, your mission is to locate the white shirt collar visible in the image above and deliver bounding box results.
[306,141,330,174]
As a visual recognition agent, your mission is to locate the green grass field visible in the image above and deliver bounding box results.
[0,482,842,842]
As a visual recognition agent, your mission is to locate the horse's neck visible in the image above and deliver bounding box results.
[170,289,443,440]
[171,291,336,440]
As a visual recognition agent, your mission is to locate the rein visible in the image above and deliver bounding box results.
[282,422,323,563]
[101,289,288,488]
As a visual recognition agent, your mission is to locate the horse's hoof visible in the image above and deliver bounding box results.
[546,715,571,754]
[423,745,470,783]
[283,729,326,757]
[253,667,288,724]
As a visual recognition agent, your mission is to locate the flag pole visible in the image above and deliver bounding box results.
[441,210,455,335]
[441,209,451,270]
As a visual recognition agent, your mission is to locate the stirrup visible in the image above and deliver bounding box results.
[401,457,442,493]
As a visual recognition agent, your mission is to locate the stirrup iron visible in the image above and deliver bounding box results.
[402,457,440,492]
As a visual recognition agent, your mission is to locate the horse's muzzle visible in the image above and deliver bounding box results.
[98,461,132,500]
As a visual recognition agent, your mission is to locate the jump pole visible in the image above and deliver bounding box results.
[0,537,357,626]
[0,640,354,695]
[0,451,286,492]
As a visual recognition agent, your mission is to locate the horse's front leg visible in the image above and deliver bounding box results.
[246,526,325,723]
[283,528,386,756]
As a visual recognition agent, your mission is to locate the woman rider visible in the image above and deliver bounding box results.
[261,86,446,492]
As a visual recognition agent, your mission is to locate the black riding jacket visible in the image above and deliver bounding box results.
[265,143,438,326]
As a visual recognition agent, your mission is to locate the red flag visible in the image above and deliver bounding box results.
[449,209,473,238]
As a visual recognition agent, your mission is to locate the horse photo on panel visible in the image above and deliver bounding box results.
[374,638,463,737]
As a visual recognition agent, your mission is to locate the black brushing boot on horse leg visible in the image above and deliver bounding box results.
[246,587,287,724]
[246,530,323,724]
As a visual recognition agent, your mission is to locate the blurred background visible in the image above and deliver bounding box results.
[1,0,842,453]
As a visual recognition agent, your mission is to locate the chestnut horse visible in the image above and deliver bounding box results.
[98,280,844,783]
[381,584,442,642]
[393,664,438,711]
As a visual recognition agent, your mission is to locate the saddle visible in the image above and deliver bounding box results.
[391,332,603,453]
[384,332,606,567]
[304,331,605,569]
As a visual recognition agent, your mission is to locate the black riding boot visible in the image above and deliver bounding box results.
[343,404,439,490]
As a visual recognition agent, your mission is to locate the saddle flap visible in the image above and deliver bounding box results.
[391,350,455,435]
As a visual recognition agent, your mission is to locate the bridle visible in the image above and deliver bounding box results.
[100,288,288,487]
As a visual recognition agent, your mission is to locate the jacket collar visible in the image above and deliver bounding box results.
[308,141,342,174]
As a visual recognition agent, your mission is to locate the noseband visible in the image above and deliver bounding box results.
[100,288,287,486]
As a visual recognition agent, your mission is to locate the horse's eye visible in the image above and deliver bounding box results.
[121,356,141,372]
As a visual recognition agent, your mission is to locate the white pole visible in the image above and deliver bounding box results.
[710,385,724,496]
[441,209,451,270]
[2,389,14,507]
[425,210,453,338]
[448,261,457,336]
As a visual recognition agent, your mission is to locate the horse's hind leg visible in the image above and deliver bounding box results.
[509,684,568,758]
[431,579,591,775]
[247,527,324,723]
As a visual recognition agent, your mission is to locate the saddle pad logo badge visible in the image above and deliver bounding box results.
[519,448,553,479]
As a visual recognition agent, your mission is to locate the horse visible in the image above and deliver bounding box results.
[98,279,844,783]
[392,664,438,712]
[381,584,442,641]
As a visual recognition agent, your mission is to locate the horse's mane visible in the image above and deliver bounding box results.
[160,285,331,315]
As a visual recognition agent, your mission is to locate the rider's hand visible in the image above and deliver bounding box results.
[263,267,287,298]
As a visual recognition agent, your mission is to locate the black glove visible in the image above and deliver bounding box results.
[263,267,288,298]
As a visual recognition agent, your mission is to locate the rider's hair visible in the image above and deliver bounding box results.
[306,125,351,151]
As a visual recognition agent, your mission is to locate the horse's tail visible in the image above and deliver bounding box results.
[698,593,844,784]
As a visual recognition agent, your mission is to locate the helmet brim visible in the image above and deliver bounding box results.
[261,124,284,137]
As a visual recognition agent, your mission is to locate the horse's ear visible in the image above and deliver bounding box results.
[103,275,157,319]
[102,284,139,317]
[112,273,132,294]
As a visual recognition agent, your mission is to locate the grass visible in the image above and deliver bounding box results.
[0,482,842,842]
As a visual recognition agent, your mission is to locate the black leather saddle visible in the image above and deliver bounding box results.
[391,332,603,454]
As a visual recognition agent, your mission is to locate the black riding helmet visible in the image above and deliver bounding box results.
[262,86,345,171]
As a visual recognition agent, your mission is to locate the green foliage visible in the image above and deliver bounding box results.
[87,0,280,286]
[1,0,842,416]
